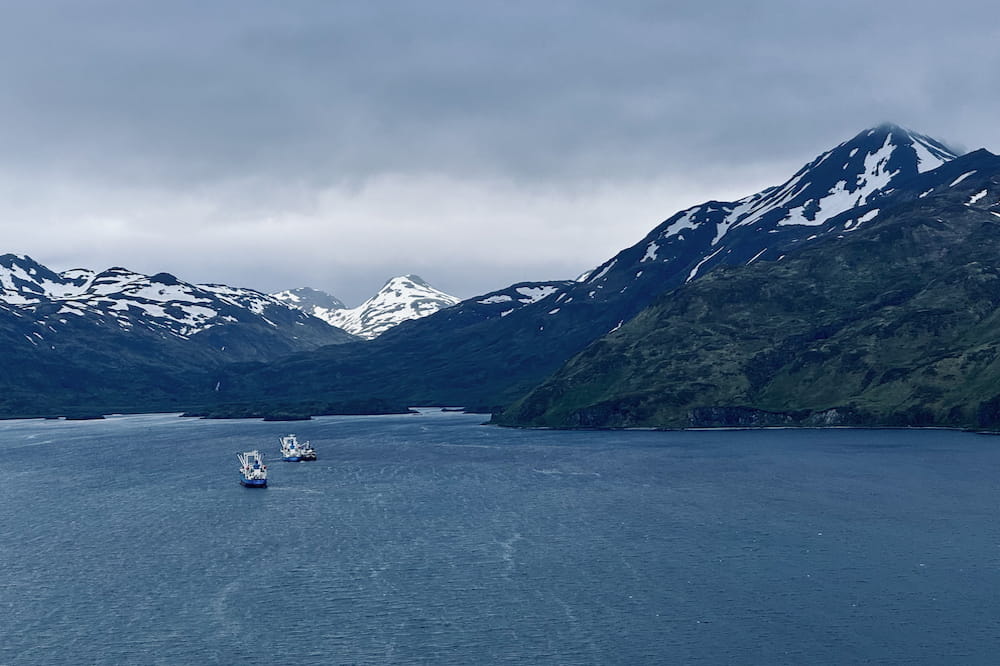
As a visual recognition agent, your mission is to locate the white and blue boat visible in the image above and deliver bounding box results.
[238,450,268,488]
[280,434,305,461]
[298,439,317,461]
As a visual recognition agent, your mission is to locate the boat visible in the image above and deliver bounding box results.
[238,450,268,488]
[298,438,317,461]
[279,434,303,461]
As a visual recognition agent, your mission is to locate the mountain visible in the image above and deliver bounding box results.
[271,286,346,314]
[0,256,356,416]
[322,275,461,340]
[0,255,356,352]
[212,278,576,410]
[572,123,956,301]
[7,123,977,422]
[495,148,1000,428]
[211,124,963,413]
[274,275,460,340]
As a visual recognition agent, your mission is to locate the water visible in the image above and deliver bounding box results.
[2,411,1000,664]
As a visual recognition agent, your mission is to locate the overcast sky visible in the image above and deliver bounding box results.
[1,1,998,305]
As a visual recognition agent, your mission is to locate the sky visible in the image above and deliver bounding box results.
[1,1,998,306]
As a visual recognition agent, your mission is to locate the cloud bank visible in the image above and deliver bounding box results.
[0,1,997,303]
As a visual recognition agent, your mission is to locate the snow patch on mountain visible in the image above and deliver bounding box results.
[779,133,899,227]
[271,287,346,313]
[662,209,701,239]
[588,260,617,282]
[951,171,976,187]
[843,208,880,232]
[912,135,952,173]
[515,285,559,304]
[968,190,989,205]
[641,242,659,262]
[479,294,514,304]
[687,247,724,283]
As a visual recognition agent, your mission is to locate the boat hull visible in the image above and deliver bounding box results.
[240,478,267,488]
[282,456,301,462]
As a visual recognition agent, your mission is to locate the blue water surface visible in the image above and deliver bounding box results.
[2,411,1000,664]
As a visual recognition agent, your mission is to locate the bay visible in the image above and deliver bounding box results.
[2,411,1000,664]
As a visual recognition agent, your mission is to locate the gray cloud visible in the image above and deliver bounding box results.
[0,1,998,303]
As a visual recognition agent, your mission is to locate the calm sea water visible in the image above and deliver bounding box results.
[2,411,1000,664]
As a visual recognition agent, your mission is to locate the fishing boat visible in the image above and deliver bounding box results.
[298,438,317,461]
[279,434,303,461]
[238,450,268,488]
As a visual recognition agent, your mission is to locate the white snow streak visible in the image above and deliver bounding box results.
[686,247,724,282]
[858,208,880,223]
[968,190,989,205]
[950,171,976,187]
[844,208,879,232]
[587,260,616,283]
[911,138,951,173]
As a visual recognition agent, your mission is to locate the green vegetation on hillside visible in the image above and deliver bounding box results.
[496,202,1000,429]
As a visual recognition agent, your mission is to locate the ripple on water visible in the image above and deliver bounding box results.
[2,413,1000,664]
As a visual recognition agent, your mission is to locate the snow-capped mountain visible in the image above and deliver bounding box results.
[0,254,361,416]
[0,254,355,351]
[497,148,1000,428]
[271,286,346,314]
[576,123,958,296]
[424,124,963,338]
[275,275,459,340]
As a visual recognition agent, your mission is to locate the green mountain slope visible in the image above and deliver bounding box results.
[496,193,1000,429]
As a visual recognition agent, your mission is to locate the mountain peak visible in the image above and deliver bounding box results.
[674,124,957,241]
[574,123,968,300]
[0,252,31,266]
[0,253,53,276]
[289,275,460,339]
[379,274,432,293]
[1,254,74,303]
[271,287,346,313]
[844,123,958,173]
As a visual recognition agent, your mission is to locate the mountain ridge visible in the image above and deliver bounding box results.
[0,254,357,344]
[4,123,994,424]
[495,147,1000,428]
[209,124,974,413]
[274,275,460,340]
[0,256,357,417]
